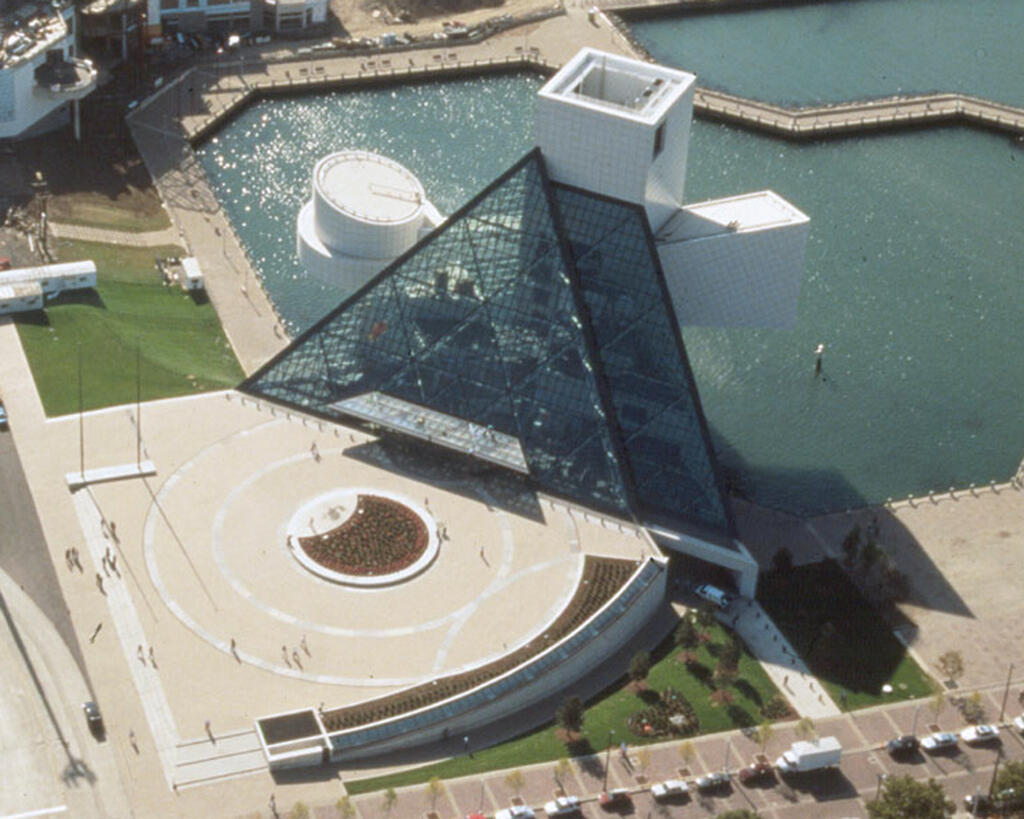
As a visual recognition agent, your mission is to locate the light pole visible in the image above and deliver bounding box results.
[602,729,615,792]
[999,663,1014,723]
[910,703,921,737]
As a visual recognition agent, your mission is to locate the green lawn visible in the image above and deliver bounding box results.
[16,240,244,416]
[346,620,782,795]
[757,560,936,710]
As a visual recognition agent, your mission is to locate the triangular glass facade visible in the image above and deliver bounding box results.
[243,150,732,536]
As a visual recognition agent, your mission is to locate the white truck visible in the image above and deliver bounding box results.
[774,737,842,774]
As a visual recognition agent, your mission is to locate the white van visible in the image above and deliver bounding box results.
[695,583,733,610]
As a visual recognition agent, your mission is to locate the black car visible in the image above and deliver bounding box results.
[885,734,919,757]
[83,701,105,739]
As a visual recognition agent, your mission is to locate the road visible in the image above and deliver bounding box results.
[0,427,131,818]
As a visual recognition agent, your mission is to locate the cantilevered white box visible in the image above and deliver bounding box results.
[655,191,810,328]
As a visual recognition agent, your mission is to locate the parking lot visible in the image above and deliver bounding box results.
[336,688,1024,819]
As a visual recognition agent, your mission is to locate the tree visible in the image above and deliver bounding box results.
[720,636,742,671]
[995,760,1024,795]
[962,691,985,724]
[290,803,310,819]
[936,651,964,685]
[553,757,571,789]
[629,650,652,684]
[770,547,793,575]
[761,694,791,720]
[426,776,445,809]
[881,564,911,602]
[678,740,696,768]
[753,720,774,753]
[859,538,882,573]
[556,696,585,735]
[336,796,356,819]
[675,616,699,648]
[382,787,397,815]
[866,775,953,819]
[694,601,718,630]
[713,660,738,689]
[504,770,525,798]
[794,716,816,741]
[841,524,861,566]
[715,811,761,819]
[927,691,945,722]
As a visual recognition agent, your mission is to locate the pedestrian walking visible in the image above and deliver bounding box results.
[110,520,118,542]
[95,573,105,595]
[110,553,119,575]
[129,729,138,753]
[65,548,73,569]
[270,793,277,816]
[101,555,110,576]
[292,649,302,669]
[72,547,82,571]
[282,645,291,667]
[89,622,103,643]
[300,635,309,656]
[230,637,237,653]
[138,644,145,662]
[149,646,156,668]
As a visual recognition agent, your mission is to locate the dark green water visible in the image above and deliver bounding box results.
[196,70,1024,516]
[630,0,1024,106]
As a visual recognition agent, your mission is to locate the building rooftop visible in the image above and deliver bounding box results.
[538,47,695,124]
[315,151,425,225]
[656,190,810,244]
[0,0,72,69]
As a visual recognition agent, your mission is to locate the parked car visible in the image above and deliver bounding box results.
[695,771,730,791]
[542,796,580,816]
[737,760,774,784]
[920,731,958,752]
[0,400,7,430]
[695,584,733,610]
[495,807,534,819]
[961,724,1000,744]
[650,780,688,799]
[82,701,104,738]
[885,734,919,757]
[597,789,630,808]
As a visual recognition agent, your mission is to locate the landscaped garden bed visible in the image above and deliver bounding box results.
[297,495,428,576]
[344,616,784,795]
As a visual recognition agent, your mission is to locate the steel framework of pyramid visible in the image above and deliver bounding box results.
[241,148,734,541]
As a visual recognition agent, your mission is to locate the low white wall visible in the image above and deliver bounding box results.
[326,557,667,762]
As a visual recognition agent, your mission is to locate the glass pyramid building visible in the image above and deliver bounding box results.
[241,148,734,539]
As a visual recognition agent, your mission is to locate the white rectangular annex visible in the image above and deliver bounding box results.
[656,191,810,328]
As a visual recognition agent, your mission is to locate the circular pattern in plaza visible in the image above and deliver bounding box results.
[287,488,438,587]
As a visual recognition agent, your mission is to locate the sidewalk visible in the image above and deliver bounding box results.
[48,221,181,248]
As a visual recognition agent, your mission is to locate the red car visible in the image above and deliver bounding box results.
[598,789,631,808]
[737,760,774,784]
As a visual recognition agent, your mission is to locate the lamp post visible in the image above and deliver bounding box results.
[999,663,1014,723]
[910,703,921,737]
[602,729,615,792]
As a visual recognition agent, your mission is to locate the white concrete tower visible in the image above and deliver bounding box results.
[535,47,696,231]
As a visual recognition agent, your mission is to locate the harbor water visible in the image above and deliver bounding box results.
[197,39,1023,516]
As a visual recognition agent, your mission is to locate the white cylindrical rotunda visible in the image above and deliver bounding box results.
[297,150,442,290]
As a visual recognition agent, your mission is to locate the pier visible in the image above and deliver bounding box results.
[694,88,1024,139]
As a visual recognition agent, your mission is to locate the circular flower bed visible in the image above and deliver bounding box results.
[297,495,428,576]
